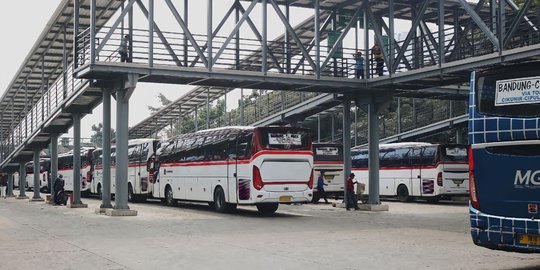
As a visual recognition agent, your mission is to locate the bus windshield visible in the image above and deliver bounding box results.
[258,127,311,150]
[313,144,343,162]
[440,145,467,162]
[476,70,540,118]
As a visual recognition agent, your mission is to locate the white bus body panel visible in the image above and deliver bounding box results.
[154,151,313,205]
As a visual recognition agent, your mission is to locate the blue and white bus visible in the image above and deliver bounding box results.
[469,62,540,253]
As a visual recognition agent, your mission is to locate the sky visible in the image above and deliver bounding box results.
[0,1,414,140]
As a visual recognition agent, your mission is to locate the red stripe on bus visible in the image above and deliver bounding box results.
[314,161,344,165]
[251,150,313,160]
[160,160,250,167]
[352,162,468,171]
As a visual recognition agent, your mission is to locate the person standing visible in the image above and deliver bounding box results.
[118,34,130,63]
[353,51,365,79]
[316,171,329,204]
[371,44,384,77]
[346,173,359,210]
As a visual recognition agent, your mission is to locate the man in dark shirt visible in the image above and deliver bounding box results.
[346,173,359,210]
[316,171,329,204]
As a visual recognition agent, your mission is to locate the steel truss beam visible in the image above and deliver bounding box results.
[457,0,500,51]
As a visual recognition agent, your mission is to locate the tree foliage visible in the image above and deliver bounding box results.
[90,123,116,147]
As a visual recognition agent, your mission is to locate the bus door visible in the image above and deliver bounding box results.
[413,146,437,197]
[226,134,239,203]
[409,147,424,197]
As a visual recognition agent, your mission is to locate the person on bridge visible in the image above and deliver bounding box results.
[353,50,365,79]
[315,171,329,204]
[371,44,384,77]
[346,173,359,211]
[119,34,131,63]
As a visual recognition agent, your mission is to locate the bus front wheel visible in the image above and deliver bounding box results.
[397,185,411,202]
[164,185,176,206]
[256,203,279,215]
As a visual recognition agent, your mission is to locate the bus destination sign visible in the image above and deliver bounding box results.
[495,76,540,106]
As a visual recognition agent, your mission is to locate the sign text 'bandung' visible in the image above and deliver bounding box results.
[495,76,540,106]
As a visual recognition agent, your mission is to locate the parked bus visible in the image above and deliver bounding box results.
[58,148,94,194]
[90,139,159,202]
[312,143,344,202]
[25,158,51,192]
[469,63,540,252]
[352,142,469,202]
[149,126,314,214]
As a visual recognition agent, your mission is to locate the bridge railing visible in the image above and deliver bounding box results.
[0,61,89,165]
[75,25,378,79]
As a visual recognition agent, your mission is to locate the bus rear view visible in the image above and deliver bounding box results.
[469,63,540,253]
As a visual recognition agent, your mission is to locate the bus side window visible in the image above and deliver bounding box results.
[421,146,437,166]
[237,132,253,160]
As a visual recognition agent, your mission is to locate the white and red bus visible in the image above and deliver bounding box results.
[24,158,51,192]
[57,148,94,195]
[90,139,159,202]
[352,142,469,202]
[312,143,344,201]
[149,126,314,214]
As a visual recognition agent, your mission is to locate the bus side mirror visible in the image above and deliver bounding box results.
[146,158,154,172]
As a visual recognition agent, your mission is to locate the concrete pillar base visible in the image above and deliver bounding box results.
[29,198,45,202]
[67,203,88,208]
[105,209,138,217]
[16,196,28,200]
[332,202,346,208]
[95,207,113,214]
[358,204,389,212]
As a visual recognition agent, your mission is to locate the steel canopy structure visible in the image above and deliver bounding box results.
[1,0,540,209]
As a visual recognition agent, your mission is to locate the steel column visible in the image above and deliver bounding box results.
[499,0,505,53]
[285,3,291,73]
[90,0,96,64]
[50,134,58,204]
[206,88,210,129]
[235,0,240,70]
[342,100,352,204]
[389,0,395,74]
[73,0,80,69]
[18,162,26,198]
[317,114,321,143]
[223,90,228,125]
[148,0,154,67]
[439,0,445,66]
[6,173,14,197]
[262,0,268,73]
[72,113,82,205]
[368,100,380,205]
[101,89,112,208]
[115,88,130,210]
[331,114,335,142]
[207,0,213,70]
[354,107,358,146]
[240,88,244,125]
[32,149,41,199]
[314,0,321,79]
[363,7,369,79]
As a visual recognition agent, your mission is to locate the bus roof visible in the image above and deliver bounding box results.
[128,138,156,146]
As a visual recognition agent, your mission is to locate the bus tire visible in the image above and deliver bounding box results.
[256,203,279,215]
[213,187,227,213]
[128,184,136,203]
[397,184,411,202]
[164,185,176,206]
